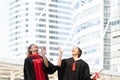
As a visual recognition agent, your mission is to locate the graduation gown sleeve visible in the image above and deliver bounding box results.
[24,58,36,80]
[58,59,67,80]
[43,60,58,74]
[82,61,92,80]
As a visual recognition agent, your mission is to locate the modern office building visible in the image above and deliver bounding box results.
[8,0,72,64]
[110,0,120,72]
[72,0,111,72]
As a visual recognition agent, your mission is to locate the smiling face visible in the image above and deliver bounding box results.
[72,47,82,58]
[29,44,39,54]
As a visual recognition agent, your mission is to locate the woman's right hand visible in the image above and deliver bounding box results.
[58,47,63,55]
[41,46,46,56]
[57,47,63,66]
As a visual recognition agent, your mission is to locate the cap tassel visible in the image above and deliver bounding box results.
[72,62,76,71]
[93,72,100,80]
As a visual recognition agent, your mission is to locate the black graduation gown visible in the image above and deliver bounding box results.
[24,56,57,80]
[58,58,92,80]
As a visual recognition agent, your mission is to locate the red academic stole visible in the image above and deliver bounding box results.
[72,62,76,71]
[93,72,100,80]
[30,54,46,80]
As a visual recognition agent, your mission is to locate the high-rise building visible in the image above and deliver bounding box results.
[8,0,72,63]
[72,0,111,72]
[110,0,120,72]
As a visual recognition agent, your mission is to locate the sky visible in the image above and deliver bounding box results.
[0,0,9,57]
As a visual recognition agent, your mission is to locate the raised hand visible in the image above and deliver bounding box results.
[57,47,63,66]
[58,47,63,55]
[41,46,49,67]
[41,46,46,56]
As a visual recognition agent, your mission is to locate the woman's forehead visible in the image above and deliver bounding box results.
[31,44,38,47]
[73,47,78,49]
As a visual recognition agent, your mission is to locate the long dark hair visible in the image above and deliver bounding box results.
[77,47,82,58]
[27,44,35,57]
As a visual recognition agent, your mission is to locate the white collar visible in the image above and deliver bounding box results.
[75,57,82,61]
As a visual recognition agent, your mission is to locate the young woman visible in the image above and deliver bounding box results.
[24,44,57,80]
[57,47,97,80]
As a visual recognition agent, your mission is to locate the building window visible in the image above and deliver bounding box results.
[35,2,46,5]
[35,35,46,38]
[50,53,58,56]
[26,24,28,27]
[26,8,29,11]
[36,24,46,27]
[26,19,29,21]
[36,40,46,44]
[26,13,29,16]
[36,29,46,33]
[113,35,120,38]
[25,2,29,5]
[26,30,28,32]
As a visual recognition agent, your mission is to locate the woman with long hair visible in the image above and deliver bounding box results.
[24,44,57,80]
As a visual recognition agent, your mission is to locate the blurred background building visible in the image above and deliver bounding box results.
[72,0,110,72]
[8,0,72,64]
[71,0,120,75]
